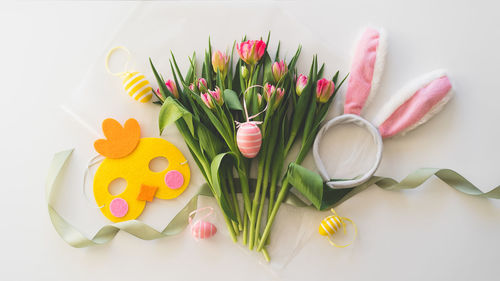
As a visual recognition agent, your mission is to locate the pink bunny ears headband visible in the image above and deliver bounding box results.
[314,27,453,189]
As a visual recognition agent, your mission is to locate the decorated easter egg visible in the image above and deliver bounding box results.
[318,209,357,248]
[319,214,343,236]
[191,220,217,239]
[122,72,153,103]
[105,46,153,103]
[236,122,262,158]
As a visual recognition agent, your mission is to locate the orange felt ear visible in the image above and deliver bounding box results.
[94,118,141,158]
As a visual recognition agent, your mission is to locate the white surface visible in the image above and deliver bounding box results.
[2,1,500,280]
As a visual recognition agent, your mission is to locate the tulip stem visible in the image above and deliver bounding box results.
[257,177,289,251]
[220,202,238,243]
[246,65,255,90]
[226,170,243,231]
[254,171,269,247]
[254,116,278,246]
[242,211,248,245]
[261,246,271,262]
[248,162,264,250]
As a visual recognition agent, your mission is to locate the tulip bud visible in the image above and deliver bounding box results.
[272,60,288,83]
[155,88,165,101]
[209,87,224,106]
[263,83,285,109]
[201,92,215,109]
[212,50,229,77]
[275,88,285,106]
[241,65,249,80]
[257,93,263,106]
[165,80,179,99]
[263,83,276,102]
[236,40,266,65]
[296,74,308,96]
[197,78,208,92]
[189,83,196,92]
[316,78,335,103]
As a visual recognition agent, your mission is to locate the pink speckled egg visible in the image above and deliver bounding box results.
[236,122,262,158]
[191,220,217,239]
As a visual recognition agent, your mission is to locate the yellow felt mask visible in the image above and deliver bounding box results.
[93,118,190,222]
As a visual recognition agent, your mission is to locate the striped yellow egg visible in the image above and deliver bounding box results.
[319,214,343,236]
[122,71,153,103]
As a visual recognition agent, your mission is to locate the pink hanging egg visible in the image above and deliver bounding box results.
[236,122,262,158]
[191,220,217,239]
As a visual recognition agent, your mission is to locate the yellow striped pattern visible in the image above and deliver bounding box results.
[121,72,152,103]
[318,214,343,236]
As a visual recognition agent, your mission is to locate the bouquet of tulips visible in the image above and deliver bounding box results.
[150,35,346,261]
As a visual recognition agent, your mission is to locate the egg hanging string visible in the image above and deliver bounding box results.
[105,46,153,103]
[323,209,358,248]
[105,46,131,77]
[235,85,268,128]
[82,154,105,208]
[189,207,218,239]
[188,207,215,226]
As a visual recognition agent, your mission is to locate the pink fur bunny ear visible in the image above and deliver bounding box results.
[344,27,387,115]
[373,70,453,138]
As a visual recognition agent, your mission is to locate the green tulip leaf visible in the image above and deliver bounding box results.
[197,124,224,159]
[210,152,238,221]
[263,52,273,85]
[223,89,243,111]
[158,97,194,135]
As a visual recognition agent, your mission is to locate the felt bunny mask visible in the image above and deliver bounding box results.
[313,27,453,189]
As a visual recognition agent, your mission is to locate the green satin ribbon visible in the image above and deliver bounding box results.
[287,162,500,210]
[47,150,500,247]
[46,149,213,247]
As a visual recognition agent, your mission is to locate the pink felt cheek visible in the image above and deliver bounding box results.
[165,170,184,189]
[109,198,129,218]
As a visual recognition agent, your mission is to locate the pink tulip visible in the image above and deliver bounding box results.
[236,40,266,65]
[189,83,195,91]
[272,60,288,82]
[263,83,285,108]
[263,83,276,102]
[296,74,308,96]
[165,80,179,99]
[212,50,229,76]
[316,78,335,103]
[197,78,208,92]
[155,88,165,101]
[275,88,285,105]
[209,87,224,106]
[257,93,263,106]
[201,92,215,109]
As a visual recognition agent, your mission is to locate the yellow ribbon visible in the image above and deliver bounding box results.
[104,46,131,77]
[325,209,358,248]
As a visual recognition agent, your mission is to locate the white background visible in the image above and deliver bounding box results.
[2,1,500,280]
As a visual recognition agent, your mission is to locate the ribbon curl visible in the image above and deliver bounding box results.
[46,149,211,247]
[47,150,500,247]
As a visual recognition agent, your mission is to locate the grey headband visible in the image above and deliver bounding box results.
[313,114,383,189]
